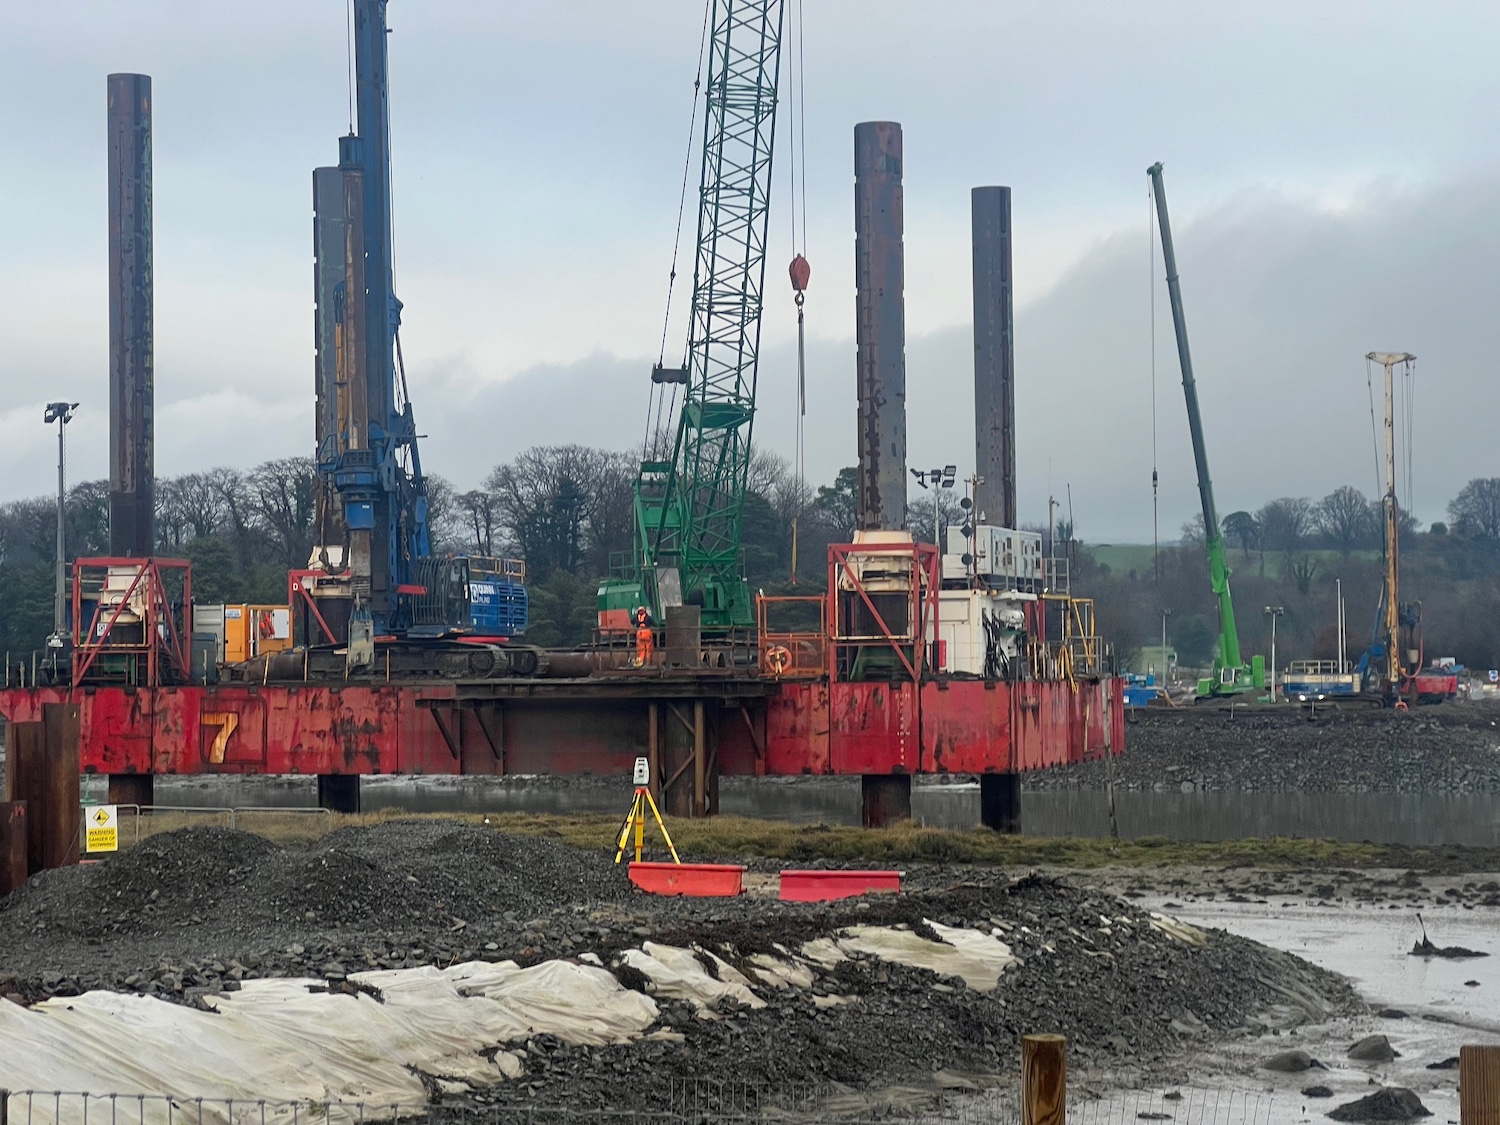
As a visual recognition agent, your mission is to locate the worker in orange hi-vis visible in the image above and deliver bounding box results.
[633,606,655,667]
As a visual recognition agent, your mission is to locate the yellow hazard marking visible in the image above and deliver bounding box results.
[86,805,118,853]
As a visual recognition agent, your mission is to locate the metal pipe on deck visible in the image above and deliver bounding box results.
[107,73,154,557]
[854,122,907,531]
[971,186,1015,529]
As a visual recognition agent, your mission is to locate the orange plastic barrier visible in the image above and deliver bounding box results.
[628,861,746,897]
[779,869,902,902]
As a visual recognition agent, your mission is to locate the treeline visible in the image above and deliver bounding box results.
[0,448,864,653]
[5,452,1498,669]
[1087,480,1500,674]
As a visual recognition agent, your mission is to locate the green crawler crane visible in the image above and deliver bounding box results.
[599,0,785,635]
[1148,162,1265,699]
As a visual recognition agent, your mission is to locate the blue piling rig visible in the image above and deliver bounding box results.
[312,0,524,669]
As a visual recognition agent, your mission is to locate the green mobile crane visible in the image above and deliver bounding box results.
[1148,162,1264,699]
[599,0,785,634]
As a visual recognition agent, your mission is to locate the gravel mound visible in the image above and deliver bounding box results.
[243,822,630,930]
[0,820,632,960]
[0,822,1359,1105]
[6,827,277,942]
[1027,705,1500,793]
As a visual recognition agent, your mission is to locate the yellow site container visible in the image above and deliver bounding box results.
[223,605,292,664]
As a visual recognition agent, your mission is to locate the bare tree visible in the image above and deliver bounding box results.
[1313,485,1374,556]
[175,473,227,540]
[487,445,618,580]
[67,480,111,557]
[458,490,499,556]
[247,457,317,569]
[206,467,252,545]
[1180,512,1205,546]
[1256,497,1312,558]
[1448,478,1500,539]
[421,474,466,554]
[155,476,190,549]
[1221,510,1259,556]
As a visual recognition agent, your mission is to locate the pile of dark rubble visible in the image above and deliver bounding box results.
[1027,705,1500,793]
[0,822,1358,1105]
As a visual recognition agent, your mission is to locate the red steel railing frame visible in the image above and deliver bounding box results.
[826,540,940,684]
[755,594,827,678]
[288,568,348,646]
[71,557,192,687]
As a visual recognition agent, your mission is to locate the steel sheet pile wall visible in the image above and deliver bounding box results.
[107,73,155,557]
[853,122,907,531]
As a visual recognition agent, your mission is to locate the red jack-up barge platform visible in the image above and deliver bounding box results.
[0,538,1121,828]
[0,114,1121,827]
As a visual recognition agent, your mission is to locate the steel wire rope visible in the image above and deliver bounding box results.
[345,0,356,132]
[1403,356,1416,518]
[787,0,809,550]
[797,0,808,253]
[646,0,714,461]
[1364,356,1383,502]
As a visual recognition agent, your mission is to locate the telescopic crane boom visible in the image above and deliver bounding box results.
[1148,162,1261,698]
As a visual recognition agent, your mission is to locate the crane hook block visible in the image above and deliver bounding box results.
[789,254,811,293]
[651,363,689,385]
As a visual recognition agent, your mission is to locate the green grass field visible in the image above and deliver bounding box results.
[1087,543,1383,576]
[107,807,1500,873]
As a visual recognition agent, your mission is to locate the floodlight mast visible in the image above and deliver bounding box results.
[44,401,79,658]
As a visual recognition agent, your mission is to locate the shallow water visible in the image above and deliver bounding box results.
[1140,897,1500,1125]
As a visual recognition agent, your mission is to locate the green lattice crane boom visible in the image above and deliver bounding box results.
[603,0,785,632]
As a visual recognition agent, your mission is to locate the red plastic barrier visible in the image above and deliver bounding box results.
[629,862,746,897]
[779,869,903,902]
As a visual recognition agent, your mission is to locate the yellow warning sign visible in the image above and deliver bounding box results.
[86,804,118,853]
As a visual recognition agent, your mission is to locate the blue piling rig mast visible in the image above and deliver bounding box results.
[312,0,524,670]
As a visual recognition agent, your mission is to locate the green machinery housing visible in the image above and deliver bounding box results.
[599,0,785,633]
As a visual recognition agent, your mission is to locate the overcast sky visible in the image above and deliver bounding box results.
[2,1,1497,541]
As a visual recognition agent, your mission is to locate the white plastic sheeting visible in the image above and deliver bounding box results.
[617,941,765,1010]
[1,922,1027,1115]
[837,922,1016,992]
[0,959,657,1118]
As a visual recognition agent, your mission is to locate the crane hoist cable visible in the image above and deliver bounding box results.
[645,0,714,462]
[787,0,809,583]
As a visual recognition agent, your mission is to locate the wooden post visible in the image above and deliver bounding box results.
[647,703,661,801]
[0,803,27,895]
[692,699,706,818]
[1462,1045,1500,1125]
[41,703,81,868]
[1022,1034,1066,1125]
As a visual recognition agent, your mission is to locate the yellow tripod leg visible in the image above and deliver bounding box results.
[642,789,682,864]
[613,792,641,864]
[634,797,645,862]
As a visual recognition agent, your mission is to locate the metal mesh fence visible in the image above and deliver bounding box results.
[0,1086,1275,1125]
